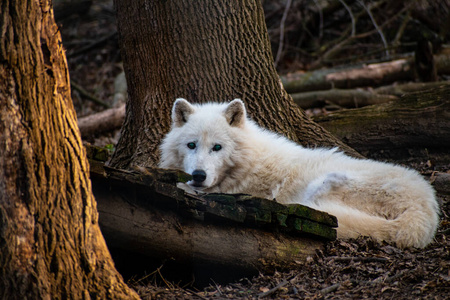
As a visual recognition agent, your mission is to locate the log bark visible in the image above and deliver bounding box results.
[282,53,450,94]
[315,85,450,152]
[0,1,137,298]
[110,0,359,169]
[87,150,337,273]
[374,80,450,96]
[95,189,327,273]
[78,104,125,138]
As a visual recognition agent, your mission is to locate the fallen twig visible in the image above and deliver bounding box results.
[320,282,341,295]
[258,275,297,298]
[320,270,410,295]
[326,256,389,263]
[184,289,208,300]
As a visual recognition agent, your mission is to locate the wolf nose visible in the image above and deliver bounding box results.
[192,169,207,183]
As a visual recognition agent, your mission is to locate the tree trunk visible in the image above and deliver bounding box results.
[0,1,137,298]
[110,0,360,169]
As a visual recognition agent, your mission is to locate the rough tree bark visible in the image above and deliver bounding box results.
[110,0,359,169]
[0,1,137,298]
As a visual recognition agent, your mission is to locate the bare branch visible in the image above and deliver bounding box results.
[358,0,389,59]
[339,0,356,37]
[313,0,324,40]
[275,0,292,67]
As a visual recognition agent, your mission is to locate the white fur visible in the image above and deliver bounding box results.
[160,99,440,248]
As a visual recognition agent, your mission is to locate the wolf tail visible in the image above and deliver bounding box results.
[315,198,439,248]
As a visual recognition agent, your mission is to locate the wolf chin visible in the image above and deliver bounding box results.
[159,98,439,248]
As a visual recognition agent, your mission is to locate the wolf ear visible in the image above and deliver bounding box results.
[172,98,195,127]
[225,99,246,127]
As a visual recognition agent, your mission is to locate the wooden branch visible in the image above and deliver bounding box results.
[326,256,389,263]
[315,0,410,67]
[274,0,292,67]
[86,150,337,273]
[258,275,297,298]
[78,104,125,137]
[359,1,389,58]
[314,85,450,152]
[282,52,450,93]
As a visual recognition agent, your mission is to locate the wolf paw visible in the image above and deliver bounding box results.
[176,182,206,195]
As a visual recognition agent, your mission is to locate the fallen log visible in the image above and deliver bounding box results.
[87,147,337,274]
[291,88,398,109]
[78,104,125,137]
[292,81,450,110]
[315,84,450,152]
[374,81,450,96]
[430,172,450,195]
[282,52,450,93]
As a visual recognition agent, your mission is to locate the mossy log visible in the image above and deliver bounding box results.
[315,85,450,152]
[87,148,337,273]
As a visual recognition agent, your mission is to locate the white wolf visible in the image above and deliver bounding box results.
[159,98,439,248]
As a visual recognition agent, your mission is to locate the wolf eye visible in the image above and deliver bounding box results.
[187,142,196,149]
[212,144,222,151]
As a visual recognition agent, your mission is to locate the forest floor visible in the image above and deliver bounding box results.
[58,1,449,299]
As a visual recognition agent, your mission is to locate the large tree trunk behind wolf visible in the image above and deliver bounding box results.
[110,0,359,169]
[0,0,137,298]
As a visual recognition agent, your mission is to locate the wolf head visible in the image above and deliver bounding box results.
[159,98,247,190]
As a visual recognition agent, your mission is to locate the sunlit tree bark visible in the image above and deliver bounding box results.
[0,0,138,298]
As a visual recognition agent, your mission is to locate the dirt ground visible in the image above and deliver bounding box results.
[58,1,449,298]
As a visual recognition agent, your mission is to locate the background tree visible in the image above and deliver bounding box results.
[0,0,137,298]
[110,0,360,169]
